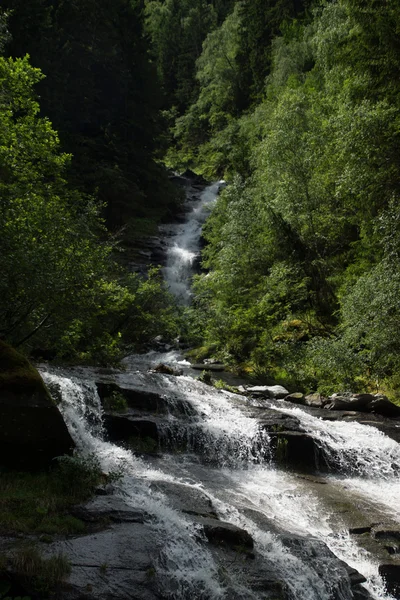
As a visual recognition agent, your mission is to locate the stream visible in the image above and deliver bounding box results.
[40,181,399,600]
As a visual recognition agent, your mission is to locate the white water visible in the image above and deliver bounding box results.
[38,181,399,599]
[42,371,225,600]
[163,182,221,303]
[41,367,399,600]
[267,403,400,479]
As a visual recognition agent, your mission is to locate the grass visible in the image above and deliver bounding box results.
[0,545,71,597]
[0,453,105,536]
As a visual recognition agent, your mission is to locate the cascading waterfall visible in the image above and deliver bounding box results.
[206,466,395,600]
[38,181,400,600]
[163,182,221,303]
[41,371,225,600]
[267,403,400,478]
[42,366,399,600]
[157,376,270,466]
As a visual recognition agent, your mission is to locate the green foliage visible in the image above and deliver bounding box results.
[0,453,105,536]
[0,51,180,362]
[213,379,238,394]
[6,545,70,596]
[197,370,213,385]
[103,391,128,412]
[183,0,400,396]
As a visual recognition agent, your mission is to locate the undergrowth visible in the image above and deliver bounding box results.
[0,453,106,536]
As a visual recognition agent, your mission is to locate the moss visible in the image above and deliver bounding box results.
[0,341,49,398]
[213,379,238,393]
[275,437,289,463]
[127,435,158,454]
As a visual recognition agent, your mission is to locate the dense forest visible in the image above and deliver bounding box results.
[1,0,400,398]
[145,0,400,398]
[0,1,180,362]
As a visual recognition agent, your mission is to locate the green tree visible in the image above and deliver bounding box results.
[0,54,179,359]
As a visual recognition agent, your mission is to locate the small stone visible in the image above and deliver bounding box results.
[247,385,289,399]
[304,393,323,408]
[284,393,305,404]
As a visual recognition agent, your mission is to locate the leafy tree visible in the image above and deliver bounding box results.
[0,54,178,360]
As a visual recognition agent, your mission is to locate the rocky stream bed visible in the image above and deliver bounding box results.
[1,175,400,600]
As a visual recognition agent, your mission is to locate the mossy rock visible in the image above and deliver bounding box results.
[0,341,74,469]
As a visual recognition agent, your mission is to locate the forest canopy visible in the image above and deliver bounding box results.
[144,0,400,397]
[2,0,400,398]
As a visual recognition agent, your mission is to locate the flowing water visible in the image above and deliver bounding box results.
[42,367,399,600]
[40,182,399,599]
[163,182,221,303]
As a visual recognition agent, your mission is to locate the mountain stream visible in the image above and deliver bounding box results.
[40,182,399,600]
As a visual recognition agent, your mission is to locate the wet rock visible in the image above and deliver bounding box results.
[72,496,149,524]
[349,526,372,535]
[368,396,400,418]
[0,341,74,469]
[103,414,159,446]
[150,481,217,519]
[372,524,400,542]
[97,382,194,417]
[371,525,400,555]
[153,363,182,376]
[279,534,369,599]
[269,430,324,473]
[258,410,304,433]
[379,564,400,598]
[197,517,254,551]
[49,523,159,600]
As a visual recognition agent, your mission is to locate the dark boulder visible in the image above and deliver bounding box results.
[269,430,326,473]
[103,414,159,447]
[368,396,400,418]
[0,341,74,469]
[324,393,400,419]
[379,564,400,598]
[197,516,254,551]
[324,394,373,411]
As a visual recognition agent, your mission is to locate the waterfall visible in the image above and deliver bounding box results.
[41,366,398,600]
[163,182,221,303]
[42,370,225,600]
[37,180,399,600]
[267,403,400,479]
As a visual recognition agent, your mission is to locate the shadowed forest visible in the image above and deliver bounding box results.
[1,0,400,399]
